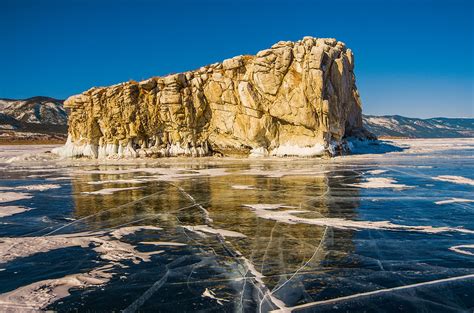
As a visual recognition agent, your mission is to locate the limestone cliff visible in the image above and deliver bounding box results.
[54,36,373,158]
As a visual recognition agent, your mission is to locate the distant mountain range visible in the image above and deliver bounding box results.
[0,97,68,143]
[0,96,472,143]
[363,115,474,138]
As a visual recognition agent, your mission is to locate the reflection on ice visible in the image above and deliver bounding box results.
[82,187,142,195]
[231,185,256,190]
[183,225,247,238]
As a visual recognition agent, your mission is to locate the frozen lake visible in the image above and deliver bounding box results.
[0,139,473,312]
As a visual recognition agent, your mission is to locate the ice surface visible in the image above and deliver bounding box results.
[273,273,474,312]
[0,226,165,310]
[0,138,473,312]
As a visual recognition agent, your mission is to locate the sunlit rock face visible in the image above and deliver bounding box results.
[54,36,372,159]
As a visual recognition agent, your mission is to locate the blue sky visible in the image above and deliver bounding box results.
[1,0,472,118]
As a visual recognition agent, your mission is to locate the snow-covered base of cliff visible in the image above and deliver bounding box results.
[248,144,328,158]
[250,142,340,158]
[51,135,211,159]
[53,138,347,159]
[271,143,327,157]
[52,135,379,159]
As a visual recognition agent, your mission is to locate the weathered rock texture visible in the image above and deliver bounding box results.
[54,36,372,158]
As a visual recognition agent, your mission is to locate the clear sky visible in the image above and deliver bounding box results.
[1,0,473,118]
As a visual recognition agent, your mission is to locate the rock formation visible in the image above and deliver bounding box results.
[53,36,373,158]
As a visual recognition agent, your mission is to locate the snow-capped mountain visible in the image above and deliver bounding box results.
[363,115,474,138]
[0,97,67,143]
[0,96,67,125]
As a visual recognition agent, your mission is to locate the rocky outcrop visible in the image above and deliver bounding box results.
[54,36,372,158]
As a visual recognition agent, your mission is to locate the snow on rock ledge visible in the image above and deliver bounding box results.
[54,36,374,159]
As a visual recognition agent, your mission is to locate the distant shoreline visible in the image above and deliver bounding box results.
[0,138,67,145]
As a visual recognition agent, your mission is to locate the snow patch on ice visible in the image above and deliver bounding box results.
[0,226,165,310]
[0,272,110,311]
[238,252,287,309]
[0,184,60,192]
[201,288,228,305]
[140,241,186,246]
[367,170,387,175]
[183,225,246,238]
[449,244,474,256]
[345,177,412,189]
[244,204,474,234]
[19,184,61,191]
[88,179,146,185]
[435,198,474,205]
[0,206,31,217]
[433,175,474,186]
[0,191,33,203]
[110,226,162,239]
